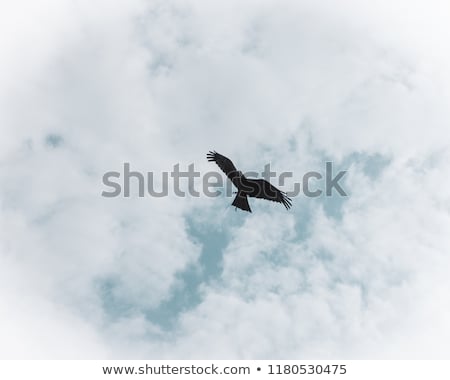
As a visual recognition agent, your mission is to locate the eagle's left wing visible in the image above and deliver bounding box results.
[244,178,292,210]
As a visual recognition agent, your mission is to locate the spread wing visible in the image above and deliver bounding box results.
[207,151,240,183]
[244,178,292,210]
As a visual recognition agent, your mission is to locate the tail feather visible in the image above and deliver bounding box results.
[232,191,252,212]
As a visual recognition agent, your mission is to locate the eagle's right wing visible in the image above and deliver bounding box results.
[207,151,240,183]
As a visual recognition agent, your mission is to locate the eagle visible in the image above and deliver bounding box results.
[207,151,292,212]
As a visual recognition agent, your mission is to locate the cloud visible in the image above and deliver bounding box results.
[0,0,449,358]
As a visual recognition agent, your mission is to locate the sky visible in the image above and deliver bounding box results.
[1,0,450,359]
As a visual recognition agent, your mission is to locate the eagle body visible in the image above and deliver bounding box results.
[207,151,292,212]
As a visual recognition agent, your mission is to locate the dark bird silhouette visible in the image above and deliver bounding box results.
[207,151,292,212]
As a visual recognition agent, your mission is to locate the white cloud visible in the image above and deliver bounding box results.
[0,0,449,358]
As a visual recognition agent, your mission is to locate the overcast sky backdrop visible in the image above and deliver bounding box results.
[1,0,450,358]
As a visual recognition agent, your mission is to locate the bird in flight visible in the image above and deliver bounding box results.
[207,151,292,213]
